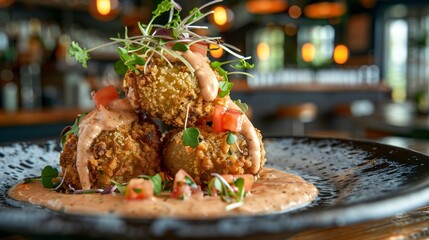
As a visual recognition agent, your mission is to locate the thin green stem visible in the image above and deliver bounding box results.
[227,72,255,78]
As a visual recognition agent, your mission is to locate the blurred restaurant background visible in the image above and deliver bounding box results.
[1,0,429,143]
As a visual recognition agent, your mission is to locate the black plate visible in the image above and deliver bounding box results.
[1,137,429,239]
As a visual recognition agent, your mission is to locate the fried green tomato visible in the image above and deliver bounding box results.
[59,118,161,191]
[123,57,228,128]
[162,125,266,185]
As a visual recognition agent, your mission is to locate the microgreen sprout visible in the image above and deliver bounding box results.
[139,173,163,195]
[208,173,248,211]
[24,166,67,190]
[111,180,127,195]
[182,103,200,148]
[233,99,249,113]
[68,0,251,90]
[41,165,59,188]
[210,58,255,97]
[61,113,87,147]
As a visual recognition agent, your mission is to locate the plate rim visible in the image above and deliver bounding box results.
[1,136,429,238]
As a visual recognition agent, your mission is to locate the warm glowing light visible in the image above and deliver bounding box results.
[257,42,270,61]
[0,0,14,7]
[213,6,228,26]
[246,0,287,14]
[301,43,315,62]
[284,23,297,36]
[333,44,349,64]
[304,1,346,19]
[89,0,119,21]
[97,0,111,15]
[209,44,224,58]
[289,5,302,19]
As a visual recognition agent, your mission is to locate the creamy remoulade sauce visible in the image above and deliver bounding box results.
[8,168,317,218]
[227,100,261,174]
[181,50,219,102]
[174,50,262,174]
[76,98,137,190]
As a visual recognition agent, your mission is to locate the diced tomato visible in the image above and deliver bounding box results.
[125,178,154,200]
[222,109,243,132]
[189,42,208,56]
[170,169,201,200]
[213,105,226,133]
[93,85,119,108]
[212,105,243,133]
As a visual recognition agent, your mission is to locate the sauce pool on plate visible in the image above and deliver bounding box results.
[8,168,318,219]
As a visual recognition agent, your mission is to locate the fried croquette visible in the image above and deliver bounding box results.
[123,57,228,128]
[60,117,162,191]
[162,125,266,185]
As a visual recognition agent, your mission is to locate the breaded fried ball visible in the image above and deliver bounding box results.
[123,57,228,128]
[60,117,162,191]
[162,125,266,185]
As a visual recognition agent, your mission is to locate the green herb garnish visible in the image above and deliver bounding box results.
[208,173,248,210]
[233,99,249,113]
[139,173,163,195]
[171,42,190,52]
[61,113,87,147]
[184,176,198,188]
[183,127,200,148]
[226,132,237,145]
[182,103,200,148]
[41,165,59,188]
[111,180,127,195]
[24,165,65,189]
[210,59,255,97]
[219,81,233,98]
[68,0,251,84]
[68,41,90,68]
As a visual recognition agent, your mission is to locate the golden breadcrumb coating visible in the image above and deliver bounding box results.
[162,125,266,184]
[59,117,161,191]
[123,57,228,128]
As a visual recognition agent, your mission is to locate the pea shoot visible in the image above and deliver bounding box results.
[208,173,249,211]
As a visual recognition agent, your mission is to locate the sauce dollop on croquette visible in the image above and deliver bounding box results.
[77,99,137,189]
[182,50,219,102]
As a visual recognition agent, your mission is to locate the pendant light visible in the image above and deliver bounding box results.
[246,0,288,14]
[89,0,120,21]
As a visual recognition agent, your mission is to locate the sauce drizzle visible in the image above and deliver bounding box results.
[76,99,137,189]
[227,100,261,174]
[182,50,219,102]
